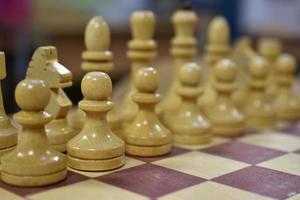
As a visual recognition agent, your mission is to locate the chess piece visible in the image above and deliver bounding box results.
[0,52,17,160]
[69,16,122,137]
[244,56,275,130]
[124,67,172,156]
[1,79,67,186]
[26,46,74,152]
[121,11,157,127]
[274,54,300,121]
[168,62,211,144]
[199,16,231,112]
[157,7,198,115]
[208,59,245,136]
[232,37,258,108]
[258,38,282,97]
[67,72,125,171]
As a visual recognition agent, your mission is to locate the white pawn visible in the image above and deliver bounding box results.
[244,56,275,130]
[124,67,172,156]
[168,62,211,145]
[67,72,125,171]
[1,79,67,186]
[0,52,17,160]
[208,59,245,136]
[274,54,300,121]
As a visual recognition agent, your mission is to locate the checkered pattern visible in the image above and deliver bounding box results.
[1,124,300,200]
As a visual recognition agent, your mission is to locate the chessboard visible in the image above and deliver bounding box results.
[1,123,300,200]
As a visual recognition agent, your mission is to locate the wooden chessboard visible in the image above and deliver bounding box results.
[1,123,300,200]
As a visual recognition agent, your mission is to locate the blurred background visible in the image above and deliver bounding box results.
[1,0,300,113]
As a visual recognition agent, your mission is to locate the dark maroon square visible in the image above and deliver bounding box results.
[295,149,300,154]
[0,171,89,196]
[202,141,285,164]
[213,166,300,200]
[129,146,190,162]
[98,163,205,198]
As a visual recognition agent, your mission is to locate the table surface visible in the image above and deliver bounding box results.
[1,122,300,200]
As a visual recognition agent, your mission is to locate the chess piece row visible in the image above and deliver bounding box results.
[0,7,299,187]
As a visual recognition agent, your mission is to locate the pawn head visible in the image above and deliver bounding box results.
[208,16,230,45]
[249,56,269,78]
[214,59,237,82]
[179,62,201,86]
[15,79,50,111]
[81,72,112,101]
[131,11,155,40]
[85,16,110,51]
[172,8,198,37]
[276,54,296,73]
[258,38,281,59]
[134,67,159,93]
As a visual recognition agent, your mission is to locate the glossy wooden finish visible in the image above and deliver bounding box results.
[0,52,17,160]
[244,56,276,130]
[1,79,67,186]
[167,62,211,144]
[200,16,231,112]
[26,46,74,152]
[121,11,157,127]
[124,67,172,156]
[274,54,300,121]
[207,59,245,136]
[158,8,198,116]
[67,72,125,171]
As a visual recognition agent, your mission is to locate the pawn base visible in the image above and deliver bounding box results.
[246,119,275,131]
[173,134,211,145]
[1,169,67,187]
[68,154,125,171]
[212,125,244,137]
[0,145,15,161]
[126,143,172,157]
[277,113,300,122]
[46,123,75,153]
[51,143,66,152]
[0,126,17,149]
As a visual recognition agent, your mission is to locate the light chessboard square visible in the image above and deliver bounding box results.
[239,132,300,152]
[158,181,274,200]
[286,193,300,200]
[258,153,300,176]
[27,180,148,200]
[0,188,25,200]
[153,151,250,179]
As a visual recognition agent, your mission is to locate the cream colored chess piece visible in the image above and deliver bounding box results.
[244,56,275,130]
[124,67,172,156]
[231,37,258,108]
[208,59,245,136]
[168,62,211,144]
[1,79,67,186]
[67,72,125,171]
[69,16,122,138]
[199,16,231,111]
[26,46,74,152]
[157,8,198,116]
[0,52,17,160]
[274,54,300,121]
[258,38,282,97]
[121,11,157,127]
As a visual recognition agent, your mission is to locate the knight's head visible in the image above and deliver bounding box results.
[26,46,72,88]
